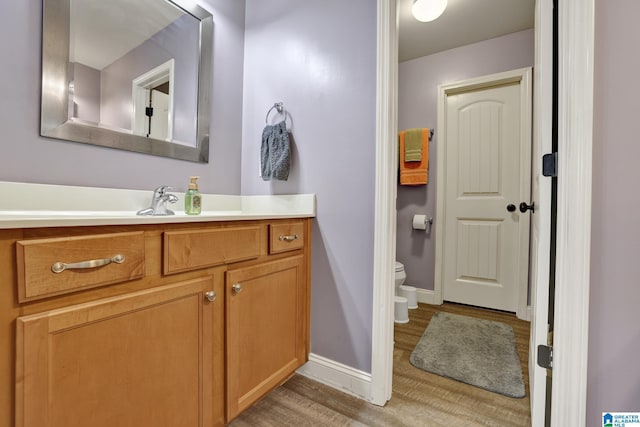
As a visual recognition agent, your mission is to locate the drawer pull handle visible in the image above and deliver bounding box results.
[279,234,299,242]
[51,254,125,274]
[232,283,243,295]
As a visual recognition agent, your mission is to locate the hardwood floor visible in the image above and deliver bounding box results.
[230,302,531,426]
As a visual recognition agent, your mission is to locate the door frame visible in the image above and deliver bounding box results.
[433,68,533,321]
[371,0,594,425]
[528,0,553,424]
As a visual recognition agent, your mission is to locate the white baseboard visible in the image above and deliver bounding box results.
[296,353,373,402]
[522,305,532,321]
[415,288,438,305]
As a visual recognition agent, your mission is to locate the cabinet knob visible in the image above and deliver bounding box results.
[204,291,217,302]
[232,283,243,295]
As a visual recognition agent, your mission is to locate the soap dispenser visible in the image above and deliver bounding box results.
[185,176,202,215]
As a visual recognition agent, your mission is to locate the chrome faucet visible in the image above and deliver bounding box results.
[137,186,178,216]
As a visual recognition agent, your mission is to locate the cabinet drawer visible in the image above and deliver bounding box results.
[269,222,304,254]
[16,232,145,302]
[164,226,261,274]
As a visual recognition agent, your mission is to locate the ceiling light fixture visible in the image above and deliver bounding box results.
[411,0,447,22]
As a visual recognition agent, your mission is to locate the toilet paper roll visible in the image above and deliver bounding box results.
[412,214,427,230]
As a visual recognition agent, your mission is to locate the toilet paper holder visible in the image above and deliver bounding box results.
[412,214,433,232]
[424,217,433,231]
[424,217,433,233]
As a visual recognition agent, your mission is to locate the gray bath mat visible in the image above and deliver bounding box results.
[409,311,525,398]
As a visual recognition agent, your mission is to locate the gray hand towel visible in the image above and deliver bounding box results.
[261,121,290,181]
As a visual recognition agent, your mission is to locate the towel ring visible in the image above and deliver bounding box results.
[265,102,287,126]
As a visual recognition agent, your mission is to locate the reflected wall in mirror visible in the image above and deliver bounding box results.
[41,0,212,162]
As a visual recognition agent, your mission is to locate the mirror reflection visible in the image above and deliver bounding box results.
[69,0,198,145]
[41,0,212,162]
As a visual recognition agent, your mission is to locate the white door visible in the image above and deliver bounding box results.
[149,89,169,141]
[440,71,532,313]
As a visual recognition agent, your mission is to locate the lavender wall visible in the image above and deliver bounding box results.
[397,30,534,291]
[72,63,100,123]
[0,0,245,194]
[240,0,377,371]
[587,0,640,424]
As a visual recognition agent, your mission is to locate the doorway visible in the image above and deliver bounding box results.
[372,0,594,425]
[371,0,549,422]
[131,59,175,141]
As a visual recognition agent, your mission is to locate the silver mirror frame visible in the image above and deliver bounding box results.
[40,0,212,163]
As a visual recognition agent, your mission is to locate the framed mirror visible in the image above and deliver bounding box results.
[41,0,213,163]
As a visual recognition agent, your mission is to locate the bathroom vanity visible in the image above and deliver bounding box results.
[0,182,315,427]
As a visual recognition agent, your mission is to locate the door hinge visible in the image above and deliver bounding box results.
[542,152,557,177]
[145,107,154,117]
[537,345,553,369]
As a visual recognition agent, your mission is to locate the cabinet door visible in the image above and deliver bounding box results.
[16,277,218,427]
[226,255,307,420]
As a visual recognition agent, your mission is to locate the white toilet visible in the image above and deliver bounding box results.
[394,262,417,323]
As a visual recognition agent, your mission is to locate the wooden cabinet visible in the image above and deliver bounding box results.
[225,255,308,420]
[16,276,218,427]
[1,218,311,427]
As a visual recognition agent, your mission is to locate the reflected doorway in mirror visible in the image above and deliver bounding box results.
[132,59,175,142]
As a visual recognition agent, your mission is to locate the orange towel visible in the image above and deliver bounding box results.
[399,128,429,185]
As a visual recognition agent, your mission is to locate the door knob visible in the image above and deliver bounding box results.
[519,202,535,213]
[506,204,516,212]
[231,283,243,295]
[204,291,216,302]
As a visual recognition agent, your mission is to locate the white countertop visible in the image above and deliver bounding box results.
[0,181,316,229]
